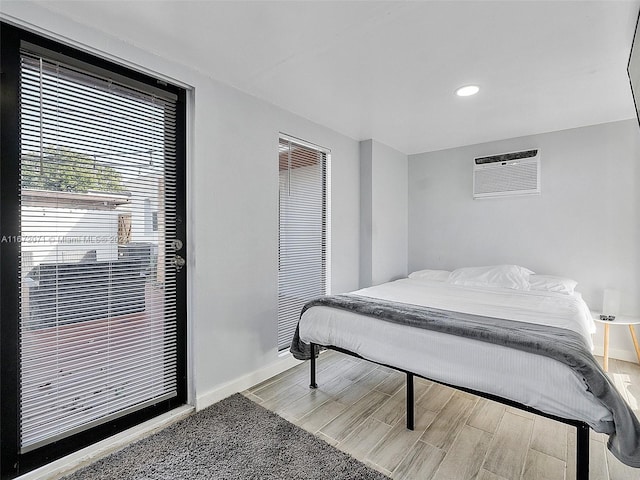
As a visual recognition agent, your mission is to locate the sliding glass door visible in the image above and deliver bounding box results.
[1,24,187,477]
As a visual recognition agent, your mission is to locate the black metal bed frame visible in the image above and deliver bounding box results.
[308,343,591,480]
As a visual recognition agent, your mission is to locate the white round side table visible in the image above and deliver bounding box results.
[592,312,640,372]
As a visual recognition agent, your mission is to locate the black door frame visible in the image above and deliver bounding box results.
[0,23,187,479]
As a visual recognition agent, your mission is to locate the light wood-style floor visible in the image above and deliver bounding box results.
[243,350,640,480]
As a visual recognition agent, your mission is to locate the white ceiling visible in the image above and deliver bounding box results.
[33,0,640,154]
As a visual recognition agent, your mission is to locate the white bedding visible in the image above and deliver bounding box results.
[299,278,613,430]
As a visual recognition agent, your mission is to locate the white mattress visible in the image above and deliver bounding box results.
[299,278,613,431]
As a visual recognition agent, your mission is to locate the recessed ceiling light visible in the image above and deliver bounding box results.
[455,85,480,97]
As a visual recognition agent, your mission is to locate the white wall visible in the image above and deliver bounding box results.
[21,207,119,264]
[1,3,361,406]
[409,119,640,360]
[359,140,373,286]
[360,139,408,287]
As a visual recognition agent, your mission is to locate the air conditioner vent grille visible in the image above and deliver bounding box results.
[475,149,538,165]
[474,162,538,194]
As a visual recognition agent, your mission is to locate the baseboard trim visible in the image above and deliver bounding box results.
[16,405,194,480]
[195,352,302,410]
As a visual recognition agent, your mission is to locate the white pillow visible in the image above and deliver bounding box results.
[529,275,577,295]
[447,265,534,290]
[408,269,451,282]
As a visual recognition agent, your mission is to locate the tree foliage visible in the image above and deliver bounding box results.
[22,148,124,193]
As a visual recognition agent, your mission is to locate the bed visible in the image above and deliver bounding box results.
[290,265,640,479]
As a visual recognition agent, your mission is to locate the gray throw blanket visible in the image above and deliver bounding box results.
[290,294,640,467]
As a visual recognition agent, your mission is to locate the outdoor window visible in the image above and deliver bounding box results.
[277,135,330,351]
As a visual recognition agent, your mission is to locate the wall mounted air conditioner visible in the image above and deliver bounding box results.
[473,149,540,199]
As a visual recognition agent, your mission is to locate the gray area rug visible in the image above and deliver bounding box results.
[64,393,389,479]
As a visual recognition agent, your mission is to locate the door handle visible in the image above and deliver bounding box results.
[172,255,186,271]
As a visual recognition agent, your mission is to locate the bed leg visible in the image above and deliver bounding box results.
[576,423,589,480]
[406,372,414,430]
[309,343,318,389]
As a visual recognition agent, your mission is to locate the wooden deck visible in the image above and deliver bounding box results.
[20,283,172,446]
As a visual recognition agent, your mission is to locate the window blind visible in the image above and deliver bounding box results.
[19,48,178,451]
[278,136,328,351]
